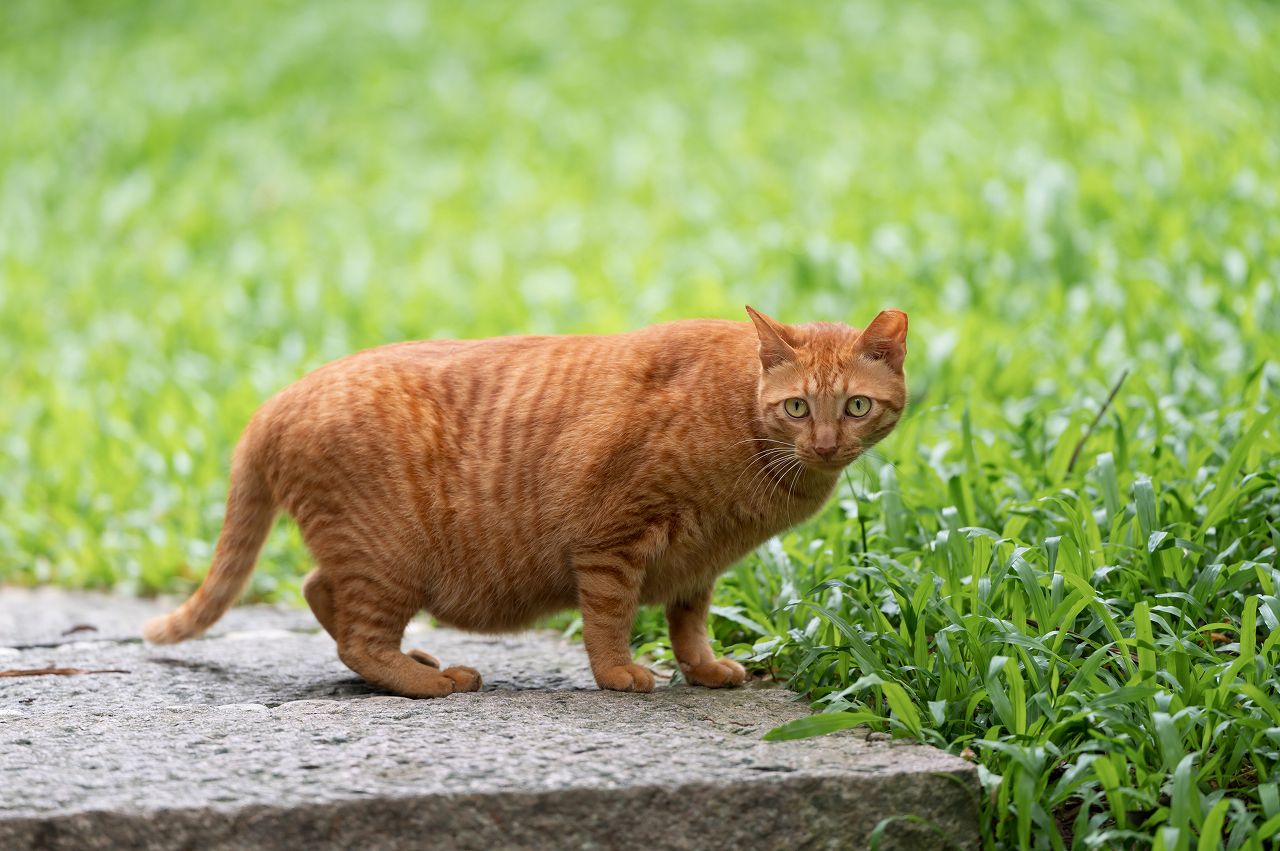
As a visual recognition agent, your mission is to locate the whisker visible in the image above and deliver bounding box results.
[860,447,899,472]
[764,456,803,508]
[730,447,798,493]
[848,456,882,492]
[733,451,786,497]
[728,437,795,448]
[754,457,787,506]
[746,454,797,504]
[783,457,807,511]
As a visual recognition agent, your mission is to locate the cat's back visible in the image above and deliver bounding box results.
[267,318,755,417]
[261,318,757,447]
[394,317,754,378]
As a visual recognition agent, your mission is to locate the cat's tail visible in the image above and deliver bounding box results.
[143,429,277,645]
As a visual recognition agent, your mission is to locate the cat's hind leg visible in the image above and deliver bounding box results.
[330,575,481,698]
[307,569,451,664]
[302,569,337,639]
[308,568,440,668]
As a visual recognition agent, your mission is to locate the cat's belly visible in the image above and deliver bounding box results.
[404,476,830,620]
[414,544,579,633]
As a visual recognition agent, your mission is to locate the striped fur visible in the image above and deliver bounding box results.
[143,308,908,697]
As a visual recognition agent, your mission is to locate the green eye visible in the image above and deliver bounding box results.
[783,398,809,418]
[846,396,872,417]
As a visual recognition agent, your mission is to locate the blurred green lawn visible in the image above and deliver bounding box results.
[3,0,1274,594]
[2,1,1279,847]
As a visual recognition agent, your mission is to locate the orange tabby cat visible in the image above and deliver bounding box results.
[144,307,908,697]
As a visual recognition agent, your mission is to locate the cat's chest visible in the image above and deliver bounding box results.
[640,484,831,601]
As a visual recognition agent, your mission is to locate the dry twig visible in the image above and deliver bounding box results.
[0,667,129,678]
[1066,369,1130,475]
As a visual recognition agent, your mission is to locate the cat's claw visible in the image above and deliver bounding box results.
[442,665,482,692]
[595,663,656,693]
[681,658,748,688]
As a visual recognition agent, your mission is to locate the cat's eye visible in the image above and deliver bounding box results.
[846,396,872,417]
[783,398,809,418]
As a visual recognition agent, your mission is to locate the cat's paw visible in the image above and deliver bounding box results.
[407,648,441,668]
[442,665,483,692]
[595,663,656,693]
[681,658,748,688]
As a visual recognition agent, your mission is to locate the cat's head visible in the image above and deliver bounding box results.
[746,306,908,472]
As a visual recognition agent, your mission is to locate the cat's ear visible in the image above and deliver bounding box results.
[745,306,798,370]
[857,309,908,372]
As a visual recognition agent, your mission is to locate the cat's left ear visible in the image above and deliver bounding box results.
[857,309,908,372]
[745,306,799,370]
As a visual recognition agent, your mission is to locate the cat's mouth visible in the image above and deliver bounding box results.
[799,452,859,472]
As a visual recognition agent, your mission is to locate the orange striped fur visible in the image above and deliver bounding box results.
[143,308,908,697]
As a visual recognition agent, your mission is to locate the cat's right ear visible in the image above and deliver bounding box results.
[745,306,798,371]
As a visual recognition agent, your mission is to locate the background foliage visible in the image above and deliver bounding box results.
[2,1,1278,847]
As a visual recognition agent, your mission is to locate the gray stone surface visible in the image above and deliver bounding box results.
[0,588,979,850]
[0,585,316,648]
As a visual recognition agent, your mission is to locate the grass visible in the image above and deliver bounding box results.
[2,0,1278,847]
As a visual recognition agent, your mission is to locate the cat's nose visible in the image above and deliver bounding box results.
[815,443,837,460]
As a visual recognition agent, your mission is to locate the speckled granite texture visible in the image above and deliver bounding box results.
[0,588,979,850]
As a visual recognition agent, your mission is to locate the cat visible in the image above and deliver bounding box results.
[143,307,908,697]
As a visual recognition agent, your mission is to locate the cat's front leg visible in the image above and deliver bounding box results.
[666,587,747,688]
[576,552,656,693]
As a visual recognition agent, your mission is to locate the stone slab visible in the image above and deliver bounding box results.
[0,585,316,648]
[0,588,979,849]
